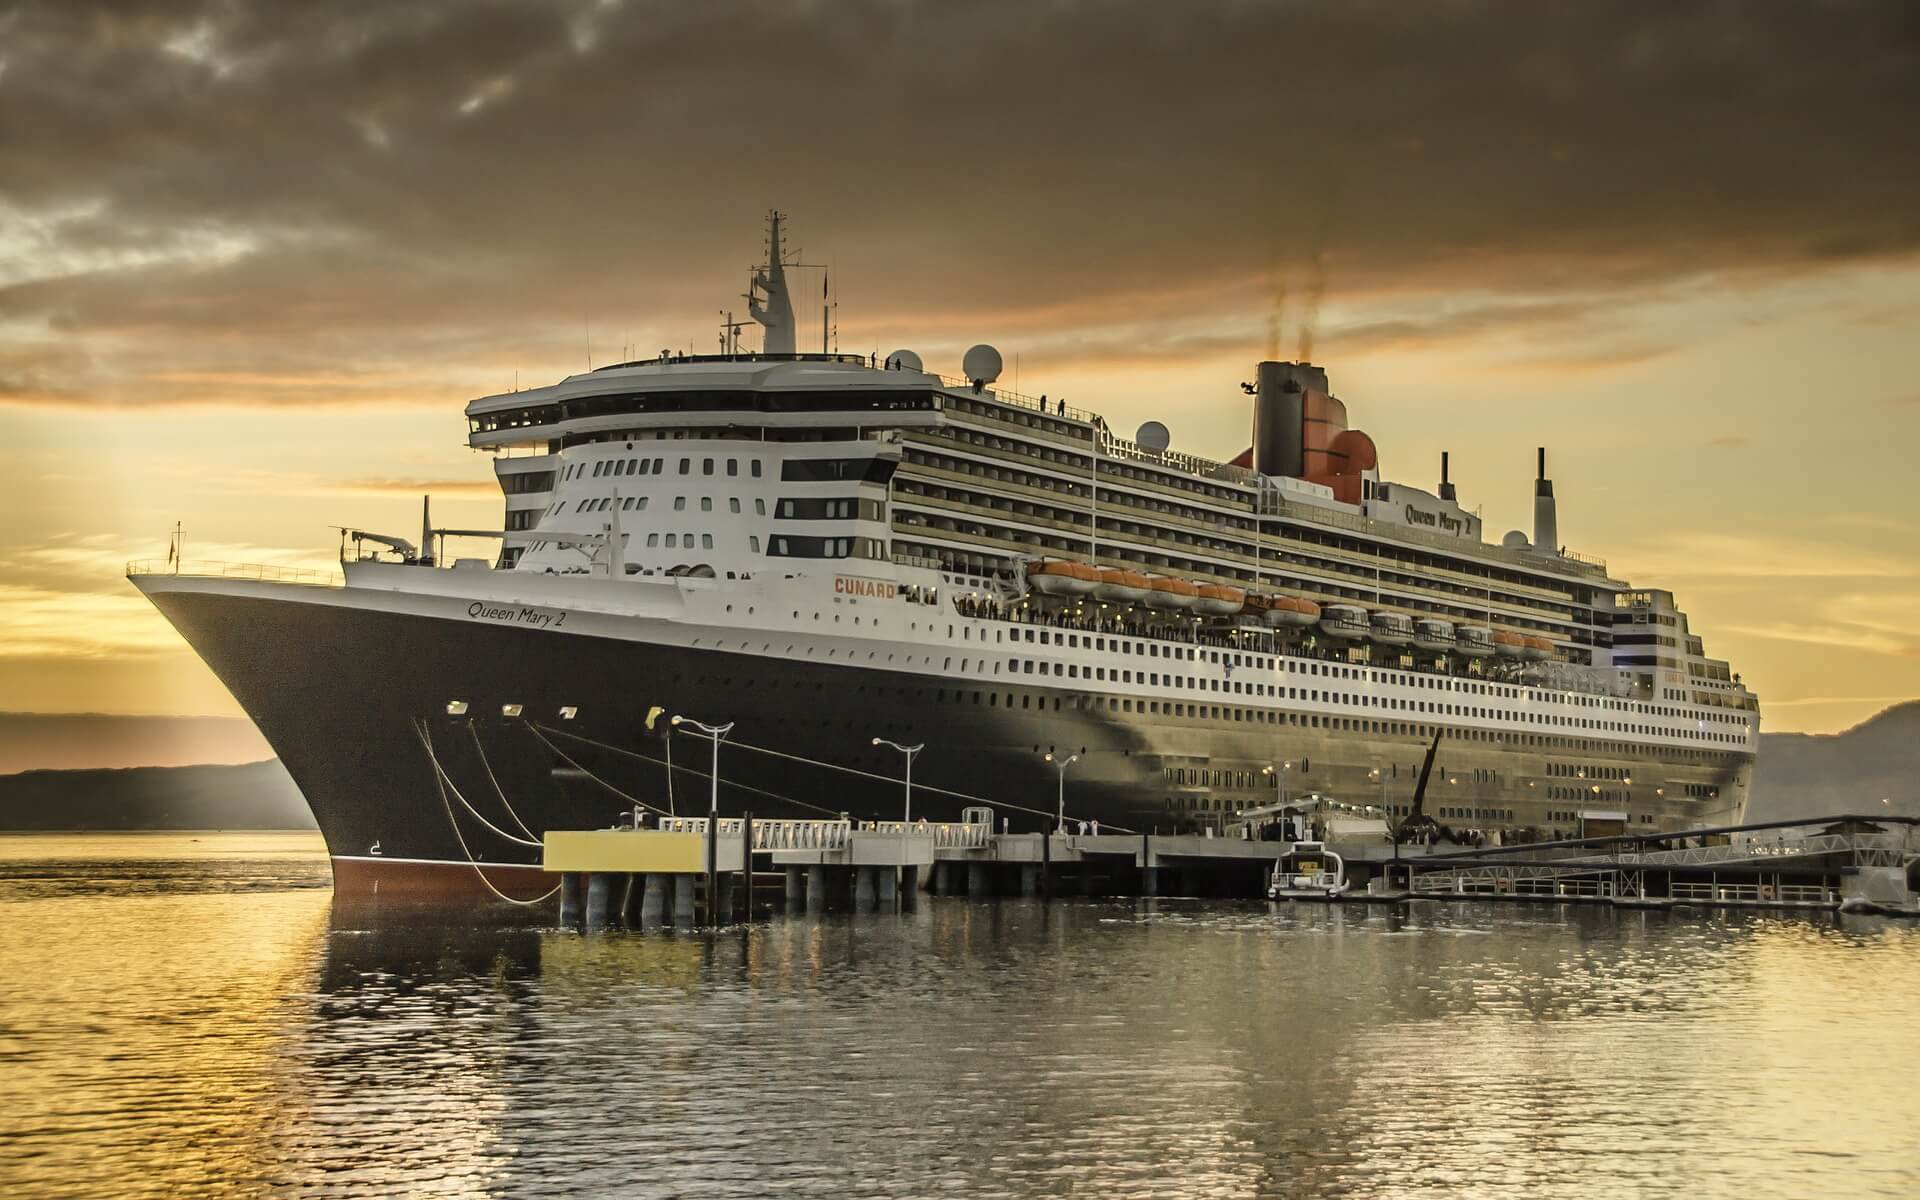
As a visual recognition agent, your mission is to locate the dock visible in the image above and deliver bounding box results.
[537,811,1919,926]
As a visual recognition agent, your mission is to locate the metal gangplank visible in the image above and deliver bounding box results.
[1393,813,1919,912]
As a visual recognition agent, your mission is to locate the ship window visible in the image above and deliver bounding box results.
[666,534,678,547]
[558,706,578,720]
[751,461,762,477]
[679,458,691,474]
[654,457,665,472]
[755,499,766,515]
[750,536,761,553]
[730,498,741,513]
[702,534,714,549]
[703,458,715,475]
[701,498,713,512]
[674,497,687,511]
[446,700,469,715]
[647,533,659,547]
[727,459,739,477]
[501,704,523,718]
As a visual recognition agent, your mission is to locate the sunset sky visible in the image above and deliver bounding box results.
[2,0,1916,733]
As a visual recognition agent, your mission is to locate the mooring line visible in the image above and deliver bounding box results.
[531,721,1117,830]
[525,723,682,817]
[411,718,559,907]
[531,723,845,818]
[468,719,539,841]
[415,721,543,848]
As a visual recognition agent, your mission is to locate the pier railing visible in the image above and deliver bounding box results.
[859,819,993,850]
[652,817,852,851]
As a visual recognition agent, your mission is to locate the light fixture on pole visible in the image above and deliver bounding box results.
[1043,752,1078,833]
[873,737,924,890]
[672,714,734,923]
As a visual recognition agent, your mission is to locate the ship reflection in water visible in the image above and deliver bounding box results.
[1,834,1917,1198]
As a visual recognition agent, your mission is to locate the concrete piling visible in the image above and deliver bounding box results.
[968,861,990,898]
[876,867,899,910]
[901,864,921,907]
[806,864,828,912]
[932,861,951,895]
[673,874,695,927]
[641,873,667,927]
[1020,864,1039,897]
[854,866,877,911]
[784,866,805,906]
[558,872,583,926]
[585,872,616,929]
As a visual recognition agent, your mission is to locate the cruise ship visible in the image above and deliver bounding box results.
[130,214,1760,899]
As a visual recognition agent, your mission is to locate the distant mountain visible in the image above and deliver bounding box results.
[1750,701,1920,821]
[0,712,272,774]
[0,760,316,832]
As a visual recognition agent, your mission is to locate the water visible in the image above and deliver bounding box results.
[1,834,1916,1198]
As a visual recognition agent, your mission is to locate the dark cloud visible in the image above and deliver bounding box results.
[3,0,1918,405]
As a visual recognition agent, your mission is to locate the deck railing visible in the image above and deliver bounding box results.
[125,559,344,587]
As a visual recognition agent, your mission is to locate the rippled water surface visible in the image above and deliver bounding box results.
[1,833,1917,1198]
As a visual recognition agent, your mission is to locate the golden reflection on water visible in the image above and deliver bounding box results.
[2,835,1918,1199]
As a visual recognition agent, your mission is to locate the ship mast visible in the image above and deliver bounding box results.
[747,210,796,355]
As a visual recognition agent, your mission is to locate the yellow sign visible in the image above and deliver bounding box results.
[543,830,739,873]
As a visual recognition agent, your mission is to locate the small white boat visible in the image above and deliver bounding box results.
[1266,841,1349,900]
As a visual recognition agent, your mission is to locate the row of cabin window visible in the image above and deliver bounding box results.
[564,456,765,481]
[549,496,768,516]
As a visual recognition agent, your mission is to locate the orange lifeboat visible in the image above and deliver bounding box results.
[1492,631,1527,658]
[1025,559,1099,596]
[1264,594,1322,628]
[1094,568,1152,604]
[1145,576,1201,610]
[1522,635,1554,662]
[1194,584,1246,617]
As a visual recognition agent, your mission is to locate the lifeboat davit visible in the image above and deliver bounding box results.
[1264,595,1322,628]
[1319,604,1370,639]
[1194,584,1246,617]
[1492,631,1528,659]
[1414,619,1457,652]
[1026,559,1099,596]
[1522,635,1554,662]
[1094,567,1152,604]
[1455,626,1495,657]
[1370,611,1415,645]
[1145,576,1200,610]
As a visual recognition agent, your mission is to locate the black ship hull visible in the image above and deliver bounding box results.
[145,583,1207,899]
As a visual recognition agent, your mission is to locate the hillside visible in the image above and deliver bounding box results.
[0,760,316,832]
[1750,701,1920,821]
[0,712,271,774]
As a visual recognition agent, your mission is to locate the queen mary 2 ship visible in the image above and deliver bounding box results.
[130,214,1760,900]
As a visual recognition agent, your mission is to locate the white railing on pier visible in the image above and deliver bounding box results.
[859,819,993,850]
[652,817,852,852]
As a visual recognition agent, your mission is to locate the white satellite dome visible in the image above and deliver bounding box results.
[1502,530,1530,549]
[1136,421,1171,452]
[962,344,1003,386]
[885,349,923,372]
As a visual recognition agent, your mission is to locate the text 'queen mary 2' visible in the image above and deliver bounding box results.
[130,213,1760,901]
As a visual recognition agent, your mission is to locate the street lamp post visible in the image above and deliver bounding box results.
[672,714,734,923]
[1044,753,1078,833]
[873,737,924,894]
[1262,761,1293,835]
